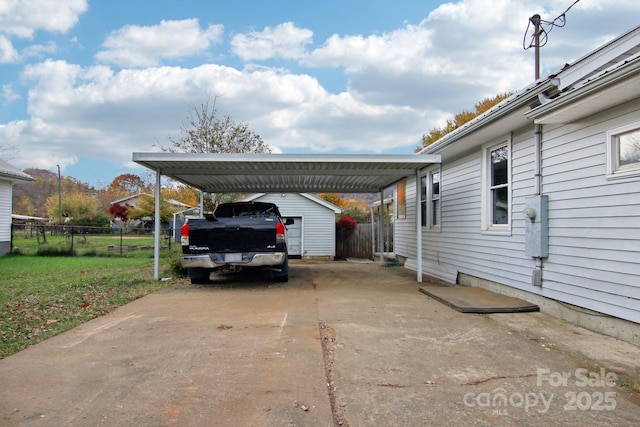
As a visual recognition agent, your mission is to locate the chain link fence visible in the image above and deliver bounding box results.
[11,221,173,256]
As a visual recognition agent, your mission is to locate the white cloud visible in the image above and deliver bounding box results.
[0,35,19,63]
[95,19,224,67]
[299,0,640,115]
[0,0,87,38]
[21,41,58,60]
[4,57,430,173]
[5,0,640,179]
[231,22,313,61]
[2,83,20,102]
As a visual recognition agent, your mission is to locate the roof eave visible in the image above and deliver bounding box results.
[526,55,640,123]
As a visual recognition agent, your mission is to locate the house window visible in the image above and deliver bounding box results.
[421,168,441,228]
[420,176,427,227]
[606,122,640,179]
[397,180,406,219]
[431,170,441,228]
[482,140,511,231]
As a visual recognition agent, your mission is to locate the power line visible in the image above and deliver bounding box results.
[523,0,581,50]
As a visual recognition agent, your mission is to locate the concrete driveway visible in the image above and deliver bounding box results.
[1,261,639,426]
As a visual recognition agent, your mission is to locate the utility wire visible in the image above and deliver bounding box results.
[523,0,581,50]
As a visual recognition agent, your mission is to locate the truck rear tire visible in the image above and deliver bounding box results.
[188,268,210,284]
[273,256,289,283]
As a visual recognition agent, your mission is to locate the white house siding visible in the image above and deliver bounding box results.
[0,181,11,255]
[536,100,640,323]
[397,101,640,324]
[245,193,338,258]
[398,127,541,288]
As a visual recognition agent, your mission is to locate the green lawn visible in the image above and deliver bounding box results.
[11,229,171,256]
[0,252,182,359]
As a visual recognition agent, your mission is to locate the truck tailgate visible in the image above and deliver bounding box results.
[188,217,277,253]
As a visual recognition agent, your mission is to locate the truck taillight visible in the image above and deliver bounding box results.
[276,222,285,243]
[180,223,189,246]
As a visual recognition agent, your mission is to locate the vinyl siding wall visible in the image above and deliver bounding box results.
[537,100,640,323]
[248,193,337,258]
[0,181,11,254]
[396,99,640,324]
[405,126,538,288]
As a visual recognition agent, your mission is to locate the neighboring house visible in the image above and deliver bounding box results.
[394,25,640,342]
[111,193,193,213]
[242,193,342,259]
[0,160,33,256]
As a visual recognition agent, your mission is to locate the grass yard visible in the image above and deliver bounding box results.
[11,228,170,256]
[0,252,182,359]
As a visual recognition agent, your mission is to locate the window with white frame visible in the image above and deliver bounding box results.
[606,122,640,179]
[420,175,427,227]
[421,168,441,229]
[482,140,511,231]
[420,168,440,230]
[430,170,441,228]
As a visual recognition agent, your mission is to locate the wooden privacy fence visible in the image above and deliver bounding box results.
[335,223,393,259]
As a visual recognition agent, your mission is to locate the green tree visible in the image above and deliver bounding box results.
[46,192,109,226]
[416,92,512,152]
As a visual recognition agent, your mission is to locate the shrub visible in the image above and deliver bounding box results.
[36,245,75,257]
[336,215,357,232]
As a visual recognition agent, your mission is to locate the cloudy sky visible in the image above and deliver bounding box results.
[1,0,639,186]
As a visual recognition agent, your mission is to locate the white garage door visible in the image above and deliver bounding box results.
[285,217,302,257]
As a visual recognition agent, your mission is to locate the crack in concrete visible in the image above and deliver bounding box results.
[461,372,538,386]
[318,321,349,427]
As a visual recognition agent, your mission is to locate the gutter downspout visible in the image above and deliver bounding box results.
[534,124,544,281]
[534,124,542,195]
[416,168,423,283]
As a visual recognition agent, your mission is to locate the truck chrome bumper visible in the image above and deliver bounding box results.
[181,252,286,269]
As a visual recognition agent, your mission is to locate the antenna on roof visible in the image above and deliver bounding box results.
[531,14,542,80]
[523,0,581,80]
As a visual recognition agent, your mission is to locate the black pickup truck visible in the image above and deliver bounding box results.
[180,201,293,284]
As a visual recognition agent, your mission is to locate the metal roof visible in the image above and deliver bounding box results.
[133,152,440,193]
[0,159,33,182]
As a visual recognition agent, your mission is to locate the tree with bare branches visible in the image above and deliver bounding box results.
[162,97,271,155]
[160,96,271,210]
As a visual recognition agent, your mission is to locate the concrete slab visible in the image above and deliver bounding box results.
[0,261,639,426]
[419,285,540,313]
[313,262,640,426]
[0,267,332,427]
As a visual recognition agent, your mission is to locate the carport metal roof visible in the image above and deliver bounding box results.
[132,152,440,194]
[132,152,441,281]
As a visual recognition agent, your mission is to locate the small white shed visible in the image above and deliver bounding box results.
[242,193,342,260]
[0,160,33,256]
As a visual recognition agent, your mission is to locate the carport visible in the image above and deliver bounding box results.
[132,152,440,281]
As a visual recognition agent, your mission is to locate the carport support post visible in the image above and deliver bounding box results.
[378,189,384,265]
[153,169,161,281]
